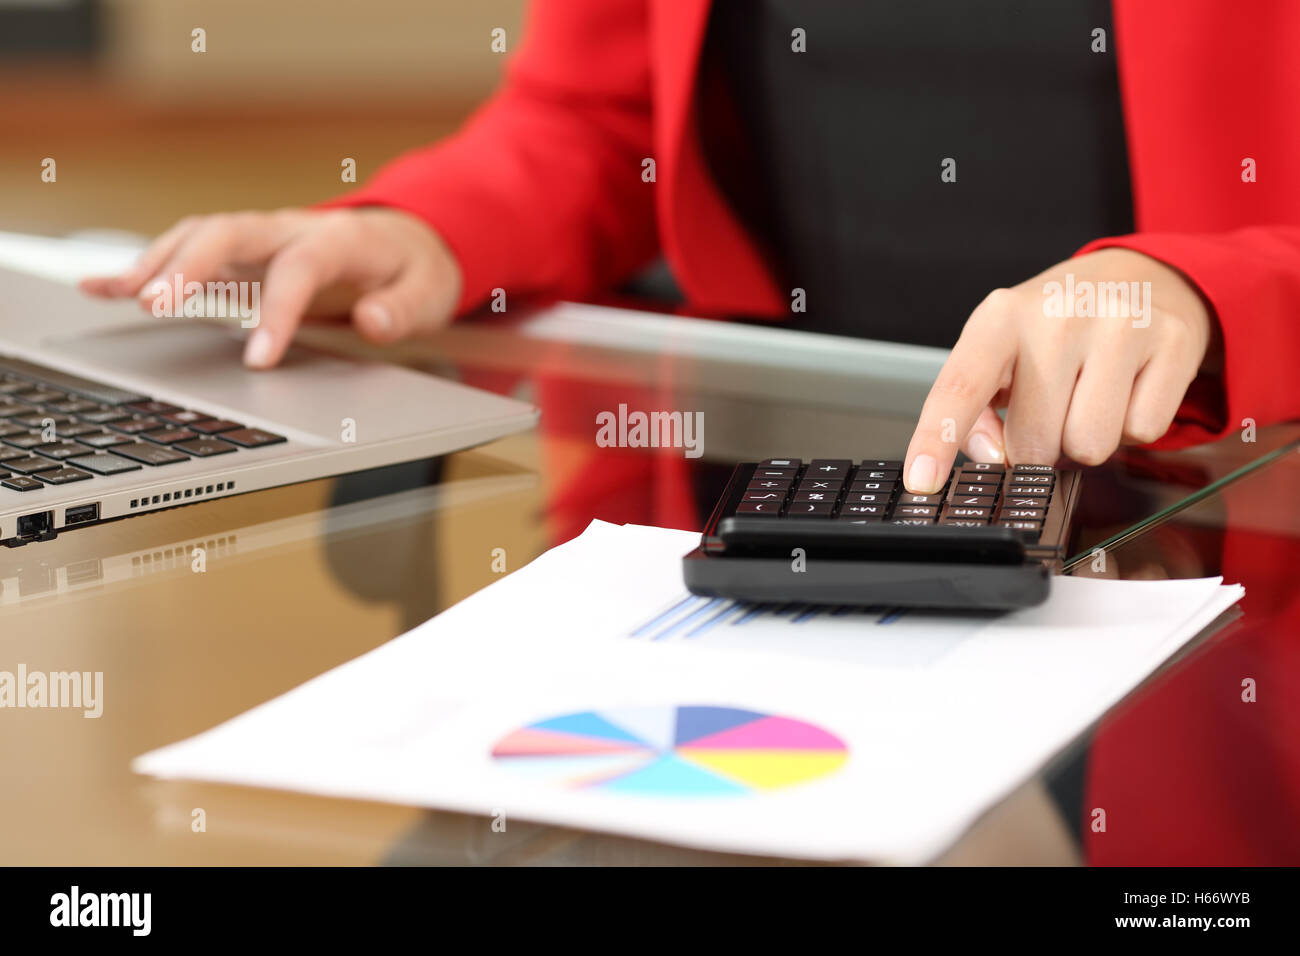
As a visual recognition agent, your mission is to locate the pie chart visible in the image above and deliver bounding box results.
[491,705,848,796]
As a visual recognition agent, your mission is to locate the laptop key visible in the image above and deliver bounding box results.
[54,423,102,438]
[1,475,43,491]
[76,431,133,449]
[0,403,40,419]
[46,399,101,414]
[126,401,182,415]
[31,440,86,460]
[144,428,200,444]
[2,433,48,450]
[188,419,243,435]
[110,417,163,434]
[11,414,75,428]
[173,438,238,457]
[159,410,210,426]
[4,456,62,474]
[0,357,149,405]
[66,453,143,475]
[219,427,286,447]
[78,408,131,425]
[35,466,93,485]
[112,443,191,466]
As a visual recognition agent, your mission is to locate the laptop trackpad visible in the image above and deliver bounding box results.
[45,320,355,442]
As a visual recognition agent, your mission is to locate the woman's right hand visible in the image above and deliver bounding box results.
[80,206,463,369]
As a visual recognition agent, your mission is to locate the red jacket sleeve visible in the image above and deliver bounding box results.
[325,0,659,315]
[1077,228,1300,448]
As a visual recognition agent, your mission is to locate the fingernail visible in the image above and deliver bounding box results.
[967,432,1004,464]
[907,454,938,493]
[243,329,274,368]
[363,302,392,334]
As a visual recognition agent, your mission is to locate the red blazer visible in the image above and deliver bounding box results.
[335,0,1300,446]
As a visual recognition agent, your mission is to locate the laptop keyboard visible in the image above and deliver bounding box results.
[0,356,285,494]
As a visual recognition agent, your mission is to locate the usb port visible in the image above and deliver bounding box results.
[64,503,100,526]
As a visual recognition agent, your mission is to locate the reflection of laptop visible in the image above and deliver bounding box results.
[0,267,538,547]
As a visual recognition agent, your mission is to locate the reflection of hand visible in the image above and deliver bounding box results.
[81,207,463,369]
[903,249,1216,493]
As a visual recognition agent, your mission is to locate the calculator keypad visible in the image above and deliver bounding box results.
[740,459,1060,538]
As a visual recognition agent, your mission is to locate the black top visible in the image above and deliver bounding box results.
[698,0,1134,347]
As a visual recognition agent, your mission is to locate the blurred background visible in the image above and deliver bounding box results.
[1,0,525,236]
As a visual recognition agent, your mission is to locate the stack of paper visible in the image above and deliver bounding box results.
[134,521,1242,863]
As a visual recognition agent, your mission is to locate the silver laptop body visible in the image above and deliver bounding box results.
[0,267,538,546]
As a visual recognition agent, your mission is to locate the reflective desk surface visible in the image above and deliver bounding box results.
[3,307,1298,866]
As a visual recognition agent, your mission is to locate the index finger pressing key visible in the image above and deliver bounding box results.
[904,332,1014,493]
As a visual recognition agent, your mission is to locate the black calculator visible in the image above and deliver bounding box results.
[682,458,1080,610]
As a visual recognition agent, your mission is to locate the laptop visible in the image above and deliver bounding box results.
[0,266,538,547]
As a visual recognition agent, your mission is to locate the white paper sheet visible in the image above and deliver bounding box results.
[134,520,1243,863]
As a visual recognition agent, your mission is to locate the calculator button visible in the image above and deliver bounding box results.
[958,470,1002,483]
[890,517,936,525]
[742,491,788,502]
[1004,496,1046,508]
[849,480,897,492]
[790,501,836,517]
[844,492,889,504]
[945,506,992,518]
[950,495,996,507]
[807,459,852,479]
[940,518,989,527]
[1010,463,1054,473]
[860,459,903,470]
[998,519,1043,531]
[897,492,942,505]
[895,504,938,517]
[855,469,900,481]
[1009,473,1052,484]
[747,478,792,492]
[841,504,886,516]
[796,478,842,492]
[1005,485,1050,497]
[752,467,797,479]
[1000,508,1045,520]
[792,491,836,503]
[955,483,998,496]
[962,462,1005,473]
[736,502,782,515]
[759,458,801,468]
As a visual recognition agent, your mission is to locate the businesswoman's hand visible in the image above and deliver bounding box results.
[80,207,462,369]
[903,248,1217,493]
